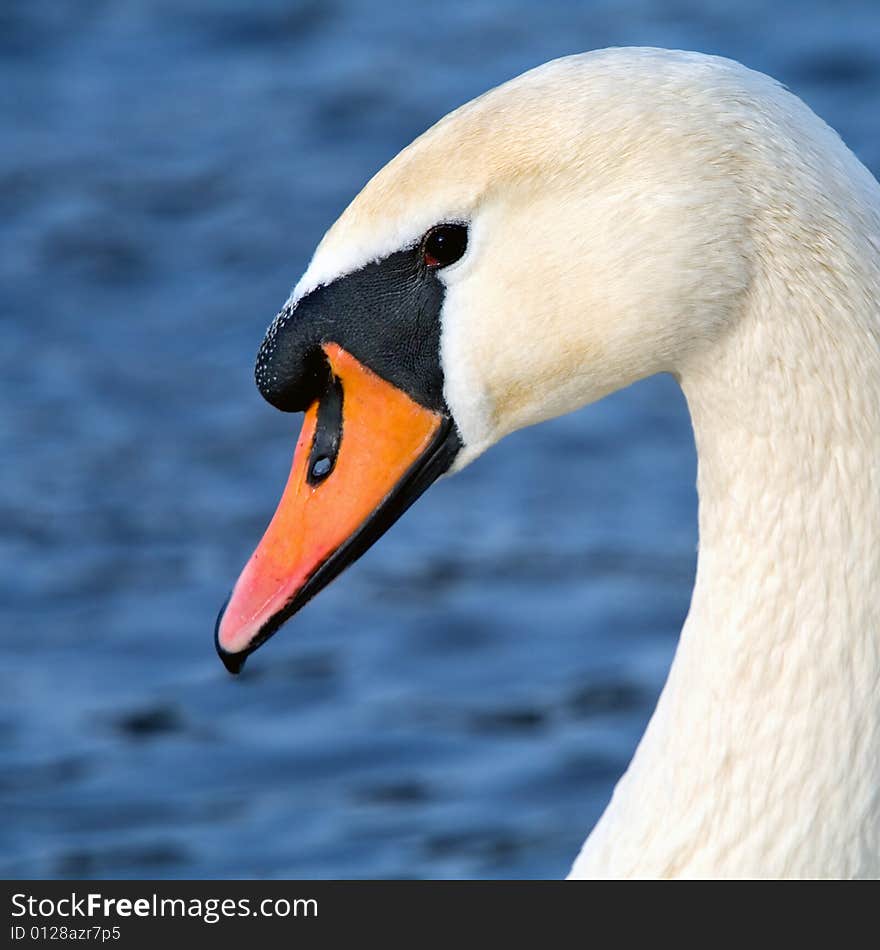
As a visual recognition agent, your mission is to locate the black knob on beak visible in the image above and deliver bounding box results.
[255,304,329,412]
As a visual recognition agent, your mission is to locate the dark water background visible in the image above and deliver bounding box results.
[2,0,878,879]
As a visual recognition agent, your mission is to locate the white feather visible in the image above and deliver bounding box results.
[293,49,880,878]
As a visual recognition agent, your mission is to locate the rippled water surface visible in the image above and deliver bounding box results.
[3,0,879,878]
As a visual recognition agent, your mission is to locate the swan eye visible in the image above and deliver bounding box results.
[422,224,468,269]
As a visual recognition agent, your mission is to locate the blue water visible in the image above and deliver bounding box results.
[2,1,878,879]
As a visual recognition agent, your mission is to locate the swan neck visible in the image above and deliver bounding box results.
[572,232,880,878]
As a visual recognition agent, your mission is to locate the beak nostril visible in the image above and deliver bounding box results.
[306,374,344,487]
[310,456,333,480]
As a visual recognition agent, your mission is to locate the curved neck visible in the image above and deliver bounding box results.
[571,176,880,878]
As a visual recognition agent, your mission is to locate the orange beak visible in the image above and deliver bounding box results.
[215,343,459,672]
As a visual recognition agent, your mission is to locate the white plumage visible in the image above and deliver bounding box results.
[293,48,880,878]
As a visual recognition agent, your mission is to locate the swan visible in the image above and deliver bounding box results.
[215,48,880,879]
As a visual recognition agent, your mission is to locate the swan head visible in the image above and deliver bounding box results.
[216,48,754,670]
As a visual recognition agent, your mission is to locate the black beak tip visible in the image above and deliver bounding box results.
[218,645,247,676]
[214,595,248,676]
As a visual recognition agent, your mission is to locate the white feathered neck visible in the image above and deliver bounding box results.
[290,48,880,878]
[571,80,880,877]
